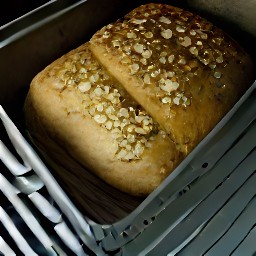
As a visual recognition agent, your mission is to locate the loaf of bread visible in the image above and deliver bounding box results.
[24,3,254,197]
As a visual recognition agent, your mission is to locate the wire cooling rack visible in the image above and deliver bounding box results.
[0,81,255,255]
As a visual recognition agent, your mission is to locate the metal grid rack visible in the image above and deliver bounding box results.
[0,1,256,255]
[1,82,255,255]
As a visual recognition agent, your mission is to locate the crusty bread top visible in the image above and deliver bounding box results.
[24,3,255,197]
[40,43,170,162]
[90,3,255,154]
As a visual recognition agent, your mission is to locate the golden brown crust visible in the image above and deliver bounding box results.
[90,3,255,153]
[24,3,254,197]
[24,43,183,196]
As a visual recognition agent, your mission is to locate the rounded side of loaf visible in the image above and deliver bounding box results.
[89,3,255,154]
[24,43,183,197]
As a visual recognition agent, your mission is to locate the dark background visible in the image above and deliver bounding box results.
[0,0,49,26]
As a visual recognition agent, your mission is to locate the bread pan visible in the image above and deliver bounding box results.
[0,0,256,254]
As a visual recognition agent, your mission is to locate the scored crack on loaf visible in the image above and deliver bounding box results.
[24,3,254,197]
